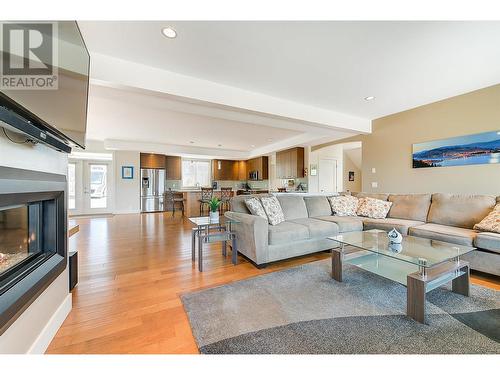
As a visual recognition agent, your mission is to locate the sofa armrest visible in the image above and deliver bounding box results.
[225,211,269,265]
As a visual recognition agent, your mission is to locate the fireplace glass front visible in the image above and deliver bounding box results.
[0,198,58,294]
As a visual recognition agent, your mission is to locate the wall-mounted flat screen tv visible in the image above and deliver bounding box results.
[0,21,89,151]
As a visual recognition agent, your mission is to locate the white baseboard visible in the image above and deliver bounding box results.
[113,209,140,215]
[27,293,72,354]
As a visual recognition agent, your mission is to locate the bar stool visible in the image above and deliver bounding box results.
[199,187,213,216]
[165,189,185,216]
[219,187,233,213]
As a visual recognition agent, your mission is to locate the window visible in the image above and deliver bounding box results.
[182,159,211,188]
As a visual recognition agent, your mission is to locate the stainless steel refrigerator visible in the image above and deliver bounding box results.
[140,168,165,212]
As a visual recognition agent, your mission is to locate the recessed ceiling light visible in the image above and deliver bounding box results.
[161,27,177,39]
[364,96,375,101]
[251,144,255,148]
[267,138,273,142]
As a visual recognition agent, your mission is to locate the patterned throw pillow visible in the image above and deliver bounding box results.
[260,196,285,225]
[474,204,500,233]
[328,195,359,216]
[356,197,393,219]
[244,197,268,219]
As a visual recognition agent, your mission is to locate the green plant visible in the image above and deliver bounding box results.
[208,197,221,212]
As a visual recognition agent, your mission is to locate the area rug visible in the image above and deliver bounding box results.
[181,259,500,354]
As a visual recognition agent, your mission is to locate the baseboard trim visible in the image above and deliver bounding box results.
[27,293,72,354]
[113,210,140,215]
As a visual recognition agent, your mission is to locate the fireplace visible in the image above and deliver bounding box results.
[0,166,67,334]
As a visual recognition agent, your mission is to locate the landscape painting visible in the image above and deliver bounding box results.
[412,130,500,168]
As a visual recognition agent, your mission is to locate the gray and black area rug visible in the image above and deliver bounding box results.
[181,259,500,354]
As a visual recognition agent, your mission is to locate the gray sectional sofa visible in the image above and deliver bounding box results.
[225,192,500,276]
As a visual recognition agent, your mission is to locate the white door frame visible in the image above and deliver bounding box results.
[318,158,338,193]
[68,158,114,216]
[68,160,84,216]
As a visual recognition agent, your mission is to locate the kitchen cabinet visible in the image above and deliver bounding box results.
[166,156,182,180]
[276,147,304,178]
[140,153,166,169]
[247,156,268,180]
[237,160,247,181]
[213,159,238,180]
[212,157,267,181]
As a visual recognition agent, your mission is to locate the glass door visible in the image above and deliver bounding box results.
[68,160,113,216]
[85,162,112,214]
[68,160,83,216]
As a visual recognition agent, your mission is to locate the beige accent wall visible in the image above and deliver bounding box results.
[362,84,500,195]
[343,148,362,193]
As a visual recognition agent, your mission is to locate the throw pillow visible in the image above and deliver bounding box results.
[328,195,359,216]
[244,197,268,219]
[474,204,500,233]
[357,197,393,219]
[260,196,285,225]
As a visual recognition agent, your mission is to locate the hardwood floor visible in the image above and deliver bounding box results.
[46,213,500,354]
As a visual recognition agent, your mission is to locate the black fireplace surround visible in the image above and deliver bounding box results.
[0,166,67,334]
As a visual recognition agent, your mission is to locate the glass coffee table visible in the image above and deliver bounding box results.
[328,229,475,323]
[189,216,239,272]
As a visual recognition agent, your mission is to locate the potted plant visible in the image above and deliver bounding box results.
[208,197,221,221]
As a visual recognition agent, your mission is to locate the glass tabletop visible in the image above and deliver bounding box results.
[328,229,475,268]
[188,216,240,227]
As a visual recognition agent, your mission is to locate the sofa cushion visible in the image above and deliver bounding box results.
[230,194,273,213]
[473,204,500,234]
[304,196,332,217]
[357,197,392,219]
[289,218,339,238]
[388,194,431,222]
[268,221,310,245]
[362,217,425,235]
[353,192,389,201]
[428,193,496,229]
[316,216,364,233]
[474,232,500,254]
[276,195,309,220]
[328,195,359,216]
[261,196,285,225]
[409,223,478,246]
[244,197,268,219]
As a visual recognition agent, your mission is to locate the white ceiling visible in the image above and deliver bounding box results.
[80,21,500,119]
[78,21,500,157]
[87,84,300,151]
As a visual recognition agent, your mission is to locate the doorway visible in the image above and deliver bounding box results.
[68,160,113,216]
[318,158,338,193]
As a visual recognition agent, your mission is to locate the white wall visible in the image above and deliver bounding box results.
[114,151,140,214]
[71,141,141,215]
[308,144,343,193]
[0,131,71,354]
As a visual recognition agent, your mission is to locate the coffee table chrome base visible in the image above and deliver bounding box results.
[331,246,470,324]
[191,226,238,272]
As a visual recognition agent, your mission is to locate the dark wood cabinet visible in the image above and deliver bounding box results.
[213,159,239,180]
[237,160,247,181]
[166,156,182,180]
[276,147,304,178]
[140,153,166,169]
[247,156,268,180]
[212,157,267,181]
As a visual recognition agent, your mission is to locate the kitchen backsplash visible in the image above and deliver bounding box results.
[165,179,270,190]
[272,177,308,191]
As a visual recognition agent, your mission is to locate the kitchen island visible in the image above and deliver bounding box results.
[168,190,235,217]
